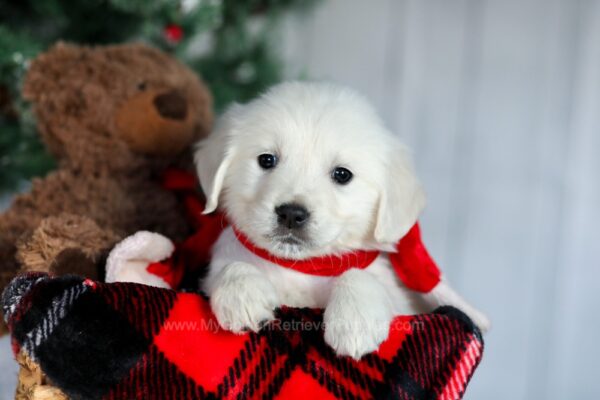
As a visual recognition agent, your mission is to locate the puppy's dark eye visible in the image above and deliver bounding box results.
[332,167,353,184]
[137,81,147,91]
[258,153,278,169]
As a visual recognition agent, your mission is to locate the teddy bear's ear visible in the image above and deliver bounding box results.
[22,42,84,102]
[194,104,242,213]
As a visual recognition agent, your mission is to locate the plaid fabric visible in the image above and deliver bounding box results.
[3,273,483,400]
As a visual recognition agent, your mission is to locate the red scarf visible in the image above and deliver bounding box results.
[233,224,440,292]
[232,228,380,276]
[158,169,441,293]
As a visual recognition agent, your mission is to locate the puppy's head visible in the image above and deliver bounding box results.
[195,82,425,259]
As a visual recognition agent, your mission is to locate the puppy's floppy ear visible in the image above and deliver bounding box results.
[374,145,426,245]
[194,105,241,213]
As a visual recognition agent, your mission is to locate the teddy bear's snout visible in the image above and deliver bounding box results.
[153,90,188,121]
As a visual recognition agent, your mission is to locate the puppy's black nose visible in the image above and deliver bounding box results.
[275,203,310,229]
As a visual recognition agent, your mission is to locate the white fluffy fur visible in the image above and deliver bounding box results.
[106,231,174,289]
[191,82,490,359]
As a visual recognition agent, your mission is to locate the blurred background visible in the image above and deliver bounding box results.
[1,0,599,399]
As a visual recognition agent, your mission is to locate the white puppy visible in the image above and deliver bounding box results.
[193,82,489,359]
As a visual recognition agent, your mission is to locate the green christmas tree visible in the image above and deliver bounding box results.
[0,0,316,194]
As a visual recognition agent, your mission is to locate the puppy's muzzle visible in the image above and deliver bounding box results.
[275,203,310,229]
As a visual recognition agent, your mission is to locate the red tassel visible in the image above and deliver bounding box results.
[389,224,441,293]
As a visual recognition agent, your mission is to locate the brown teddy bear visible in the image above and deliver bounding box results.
[0,42,213,334]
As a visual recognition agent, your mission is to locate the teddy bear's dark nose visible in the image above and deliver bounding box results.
[153,90,188,120]
[275,203,310,229]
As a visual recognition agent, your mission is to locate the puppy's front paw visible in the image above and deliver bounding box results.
[210,262,280,334]
[324,269,394,360]
[324,303,393,360]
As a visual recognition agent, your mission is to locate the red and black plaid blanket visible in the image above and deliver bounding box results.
[2,273,483,400]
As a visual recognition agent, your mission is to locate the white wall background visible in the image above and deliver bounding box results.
[1,1,599,398]
[282,1,600,399]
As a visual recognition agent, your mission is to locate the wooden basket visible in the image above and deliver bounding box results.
[15,351,67,400]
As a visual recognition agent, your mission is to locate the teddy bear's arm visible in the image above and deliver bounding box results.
[17,213,120,281]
